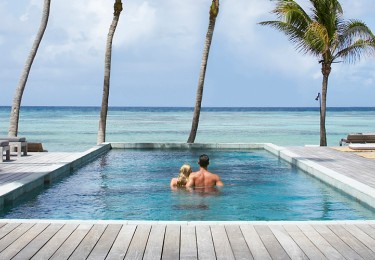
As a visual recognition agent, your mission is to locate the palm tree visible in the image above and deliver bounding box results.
[8,0,51,137]
[187,0,219,143]
[97,0,123,144]
[260,0,375,146]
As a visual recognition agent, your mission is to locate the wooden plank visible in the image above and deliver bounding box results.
[180,225,197,260]
[269,225,308,260]
[225,225,253,260]
[162,225,180,260]
[210,225,235,260]
[124,225,151,260]
[0,223,34,252]
[0,223,49,259]
[254,225,291,260]
[313,224,362,260]
[298,224,343,260]
[356,224,375,240]
[328,224,375,259]
[87,224,122,260]
[343,225,375,254]
[12,223,63,260]
[31,224,78,260]
[143,225,166,260]
[196,225,216,260]
[0,223,21,240]
[283,224,326,260]
[106,225,137,260]
[69,224,107,260]
[240,225,272,260]
[50,223,93,260]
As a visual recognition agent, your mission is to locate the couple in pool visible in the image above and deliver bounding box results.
[170,154,224,189]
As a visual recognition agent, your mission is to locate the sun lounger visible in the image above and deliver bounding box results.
[0,140,10,162]
[349,143,375,150]
[28,142,47,152]
[0,136,28,157]
[340,133,375,146]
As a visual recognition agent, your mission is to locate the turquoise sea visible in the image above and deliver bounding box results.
[1,106,375,152]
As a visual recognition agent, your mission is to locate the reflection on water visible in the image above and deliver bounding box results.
[187,186,221,196]
[171,186,221,211]
[172,204,209,210]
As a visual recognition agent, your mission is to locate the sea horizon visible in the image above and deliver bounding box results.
[1,105,375,114]
[1,106,375,152]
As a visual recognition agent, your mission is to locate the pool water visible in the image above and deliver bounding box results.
[1,149,375,220]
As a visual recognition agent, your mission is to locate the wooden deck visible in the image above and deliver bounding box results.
[0,220,374,259]
[286,146,375,189]
[1,145,375,259]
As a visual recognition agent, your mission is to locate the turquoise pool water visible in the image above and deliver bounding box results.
[1,149,375,220]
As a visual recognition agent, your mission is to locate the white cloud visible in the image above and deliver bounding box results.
[116,2,157,48]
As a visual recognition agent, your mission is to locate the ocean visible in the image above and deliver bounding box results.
[1,106,375,152]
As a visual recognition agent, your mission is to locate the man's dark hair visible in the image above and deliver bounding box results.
[199,154,209,167]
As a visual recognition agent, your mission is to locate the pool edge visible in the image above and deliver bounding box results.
[0,143,111,210]
[264,143,375,210]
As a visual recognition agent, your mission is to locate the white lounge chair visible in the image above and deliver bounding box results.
[0,140,10,162]
[349,143,375,150]
[0,136,27,157]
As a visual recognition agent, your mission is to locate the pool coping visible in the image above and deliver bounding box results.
[1,142,375,214]
[0,143,111,209]
[1,218,375,226]
[266,143,375,209]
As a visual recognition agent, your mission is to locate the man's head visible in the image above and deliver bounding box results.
[198,154,209,167]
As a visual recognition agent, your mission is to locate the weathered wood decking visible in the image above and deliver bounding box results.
[286,146,375,190]
[1,145,375,259]
[0,220,374,259]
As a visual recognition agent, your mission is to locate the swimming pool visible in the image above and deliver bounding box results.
[1,149,374,220]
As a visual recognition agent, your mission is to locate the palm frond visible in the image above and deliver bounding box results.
[273,0,311,28]
[259,0,312,34]
[259,20,305,44]
[338,20,375,46]
[334,19,375,62]
[310,0,342,40]
[261,0,375,65]
[335,39,375,63]
[304,22,329,54]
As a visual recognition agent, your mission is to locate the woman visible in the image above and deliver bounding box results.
[170,164,192,188]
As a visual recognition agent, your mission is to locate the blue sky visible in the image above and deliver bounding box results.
[1,0,375,107]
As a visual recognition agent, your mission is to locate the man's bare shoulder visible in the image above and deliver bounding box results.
[189,171,199,178]
[206,170,218,177]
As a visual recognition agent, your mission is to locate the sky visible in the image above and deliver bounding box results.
[0,0,375,107]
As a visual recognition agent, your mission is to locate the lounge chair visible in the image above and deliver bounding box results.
[28,142,47,152]
[340,133,375,146]
[349,143,375,150]
[0,136,28,157]
[0,140,10,162]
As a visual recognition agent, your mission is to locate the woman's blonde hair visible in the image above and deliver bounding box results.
[177,164,192,186]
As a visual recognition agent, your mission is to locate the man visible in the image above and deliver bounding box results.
[186,154,224,188]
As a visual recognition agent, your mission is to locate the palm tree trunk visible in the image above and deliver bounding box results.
[97,0,123,144]
[187,0,219,143]
[8,0,51,137]
[320,62,331,146]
